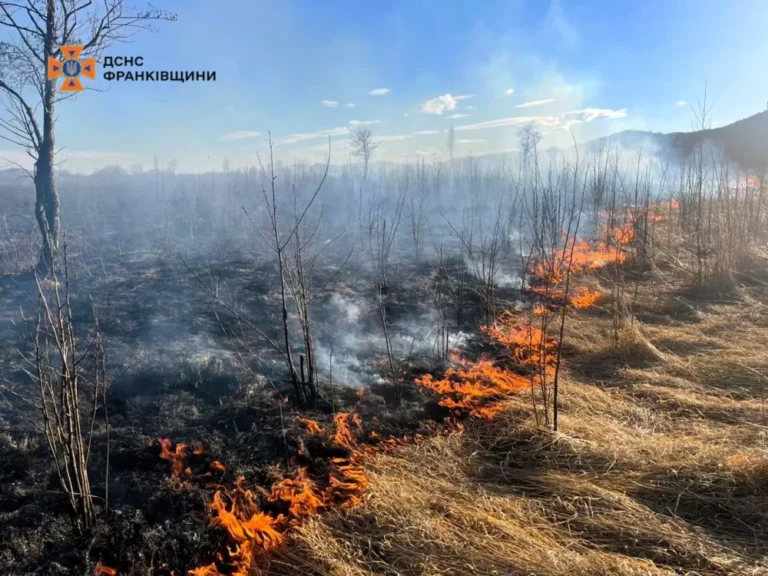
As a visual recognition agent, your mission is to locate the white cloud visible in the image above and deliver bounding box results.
[455,107,628,133]
[456,116,560,131]
[457,138,486,144]
[466,105,478,111]
[506,88,516,96]
[348,120,382,127]
[676,100,687,106]
[344,102,356,108]
[454,94,474,101]
[421,93,458,115]
[446,113,471,119]
[374,134,410,143]
[415,147,443,157]
[515,98,557,109]
[320,100,338,108]
[275,127,350,146]
[414,130,440,135]
[563,108,627,122]
[475,146,520,157]
[369,88,391,96]
[275,120,385,146]
[217,130,262,142]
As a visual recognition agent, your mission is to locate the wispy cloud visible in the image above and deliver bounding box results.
[466,105,478,111]
[454,94,474,101]
[348,119,382,127]
[374,134,410,142]
[455,117,556,131]
[414,147,443,157]
[563,108,627,122]
[421,93,458,115]
[369,88,391,96]
[455,107,627,133]
[676,100,687,106]
[446,113,471,120]
[275,127,349,146]
[506,88,515,96]
[475,146,521,157]
[320,100,338,108]
[414,130,440,135]
[344,102,356,108]
[515,98,556,109]
[457,139,486,144]
[217,130,262,142]
[276,120,383,146]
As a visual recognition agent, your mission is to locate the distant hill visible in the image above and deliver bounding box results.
[592,111,768,170]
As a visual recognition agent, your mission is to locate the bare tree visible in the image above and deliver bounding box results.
[350,127,379,180]
[446,125,455,164]
[445,196,512,327]
[0,0,175,271]
[362,181,408,292]
[521,148,585,431]
[409,158,430,262]
[283,175,353,407]
[253,137,330,406]
[1,245,110,533]
[518,123,542,181]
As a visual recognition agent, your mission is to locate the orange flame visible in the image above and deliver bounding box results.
[529,236,627,286]
[194,477,286,575]
[158,439,192,488]
[416,356,529,418]
[298,418,325,435]
[569,286,602,309]
[95,562,117,576]
[333,412,363,449]
[269,467,326,519]
[186,411,371,575]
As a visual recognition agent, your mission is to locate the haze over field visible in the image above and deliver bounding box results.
[2,0,768,173]
[2,2,768,576]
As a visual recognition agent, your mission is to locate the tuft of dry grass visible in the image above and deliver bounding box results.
[267,278,768,576]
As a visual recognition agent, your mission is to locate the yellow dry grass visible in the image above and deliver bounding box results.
[268,276,768,575]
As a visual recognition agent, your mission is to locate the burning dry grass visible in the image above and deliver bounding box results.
[267,281,768,575]
[270,425,748,575]
[102,204,768,575]
[415,356,529,419]
[161,413,372,575]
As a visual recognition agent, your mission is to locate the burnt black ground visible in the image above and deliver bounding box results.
[0,240,515,575]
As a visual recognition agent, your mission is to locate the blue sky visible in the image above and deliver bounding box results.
[2,0,768,173]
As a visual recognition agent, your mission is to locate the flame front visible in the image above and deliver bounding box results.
[95,562,117,576]
[182,412,369,575]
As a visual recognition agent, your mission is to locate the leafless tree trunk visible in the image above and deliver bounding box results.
[253,136,331,406]
[362,180,408,292]
[8,244,111,533]
[0,0,175,271]
[446,125,455,165]
[350,127,380,181]
[409,158,429,262]
[445,195,512,327]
